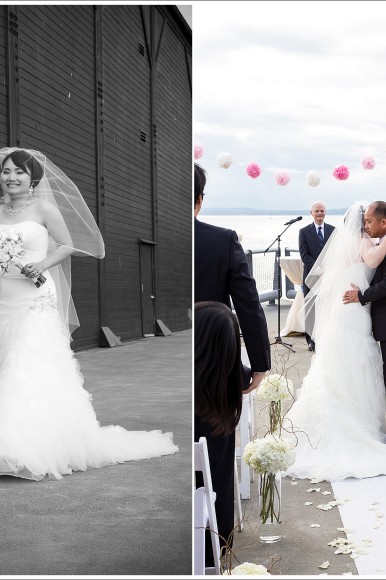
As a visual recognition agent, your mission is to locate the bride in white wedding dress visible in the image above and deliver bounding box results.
[284,201,386,482]
[0,147,178,481]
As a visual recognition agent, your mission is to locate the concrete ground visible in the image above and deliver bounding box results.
[0,329,192,577]
[232,301,358,577]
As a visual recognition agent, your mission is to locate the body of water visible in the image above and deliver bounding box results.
[198,213,344,252]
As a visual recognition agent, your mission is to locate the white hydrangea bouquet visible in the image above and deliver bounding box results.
[243,435,296,474]
[243,435,296,527]
[257,373,294,434]
[229,562,270,575]
[0,229,46,288]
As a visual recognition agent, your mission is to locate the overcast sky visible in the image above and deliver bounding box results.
[193,0,386,211]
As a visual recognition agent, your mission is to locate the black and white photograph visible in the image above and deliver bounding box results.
[0,3,192,576]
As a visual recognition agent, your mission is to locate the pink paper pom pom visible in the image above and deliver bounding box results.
[246,162,261,179]
[275,171,290,186]
[194,143,204,160]
[361,156,375,170]
[333,165,350,180]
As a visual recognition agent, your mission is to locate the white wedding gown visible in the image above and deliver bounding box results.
[0,221,178,481]
[284,262,386,482]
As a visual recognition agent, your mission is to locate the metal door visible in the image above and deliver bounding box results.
[139,241,156,336]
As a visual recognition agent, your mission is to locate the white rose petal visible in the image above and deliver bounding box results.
[334,548,352,555]
[307,488,321,493]
[310,524,320,528]
[304,502,314,506]
[318,561,330,569]
[321,491,331,496]
[317,504,333,511]
[291,481,298,485]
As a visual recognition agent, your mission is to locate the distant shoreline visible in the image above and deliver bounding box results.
[201,208,347,215]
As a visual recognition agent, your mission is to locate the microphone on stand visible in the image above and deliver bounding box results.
[284,216,303,226]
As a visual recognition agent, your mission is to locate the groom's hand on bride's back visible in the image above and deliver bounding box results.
[343,283,360,304]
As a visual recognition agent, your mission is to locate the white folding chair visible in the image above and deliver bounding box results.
[194,437,221,576]
[235,391,256,499]
[234,457,244,532]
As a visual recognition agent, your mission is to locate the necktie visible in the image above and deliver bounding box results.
[317,226,324,243]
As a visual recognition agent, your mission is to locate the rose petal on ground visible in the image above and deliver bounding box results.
[318,561,330,569]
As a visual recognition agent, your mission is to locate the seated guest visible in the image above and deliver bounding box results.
[194,301,244,566]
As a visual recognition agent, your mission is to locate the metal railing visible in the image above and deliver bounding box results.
[245,247,300,304]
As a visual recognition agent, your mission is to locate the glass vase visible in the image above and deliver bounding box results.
[257,471,282,543]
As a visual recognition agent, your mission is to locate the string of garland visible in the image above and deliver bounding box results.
[194,143,376,187]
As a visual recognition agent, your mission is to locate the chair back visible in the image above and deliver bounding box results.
[194,437,221,575]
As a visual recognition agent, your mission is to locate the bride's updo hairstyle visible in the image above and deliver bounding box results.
[1,149,44,190]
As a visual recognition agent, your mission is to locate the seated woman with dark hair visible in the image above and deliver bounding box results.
[194,301,243,566]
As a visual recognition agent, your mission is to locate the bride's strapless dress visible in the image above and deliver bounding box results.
[284,262,386,482]
[0,221,178,481]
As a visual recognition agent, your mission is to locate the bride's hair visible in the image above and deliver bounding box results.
[195,301,243,436]
[1,149,44,189]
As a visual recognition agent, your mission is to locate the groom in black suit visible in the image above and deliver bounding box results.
[194,163,271,566]
[299,201,335,351]
[343,201,386,386]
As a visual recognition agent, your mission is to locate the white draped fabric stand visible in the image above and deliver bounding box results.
[279,257,305,336]
[332,477,386,575]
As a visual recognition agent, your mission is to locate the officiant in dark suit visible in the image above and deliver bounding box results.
[343,201,386,387]
[194,163,271,566]
[299,201,335,351]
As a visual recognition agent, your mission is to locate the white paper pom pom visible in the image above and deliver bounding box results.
[306,170,320,187]
[218,152,234,169]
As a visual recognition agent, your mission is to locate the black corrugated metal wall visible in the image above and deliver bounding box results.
[0,5,192,350]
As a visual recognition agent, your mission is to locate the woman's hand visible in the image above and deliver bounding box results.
[21,262,45,279]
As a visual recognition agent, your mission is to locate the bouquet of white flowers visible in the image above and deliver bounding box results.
[257,374,294,434]
[243,435,296,527]
[230,562,270,575]
[257,374,293,403]
[0,229,46,288]
[242,434,296,474]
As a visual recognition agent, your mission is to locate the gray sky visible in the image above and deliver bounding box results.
[194,0,386,211]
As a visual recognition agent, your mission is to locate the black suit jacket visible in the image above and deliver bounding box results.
[359,255,386,341]
[195,218,271,372]
[299,222,335,290]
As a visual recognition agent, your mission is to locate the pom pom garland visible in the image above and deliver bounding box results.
[218,152,234,169]
[275,170,290,186]
[333,165,350,180]
[306,170,320,187]
[194,143,204,160]
[361,156,375,170]
[246,162,261,179]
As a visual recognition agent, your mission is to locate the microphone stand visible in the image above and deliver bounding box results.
[265,222,297,353]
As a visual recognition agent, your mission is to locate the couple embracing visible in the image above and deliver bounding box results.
[285,200,386,483]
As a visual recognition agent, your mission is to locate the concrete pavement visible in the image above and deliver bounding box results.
[0,329,192,577]
[232,301,358,577]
